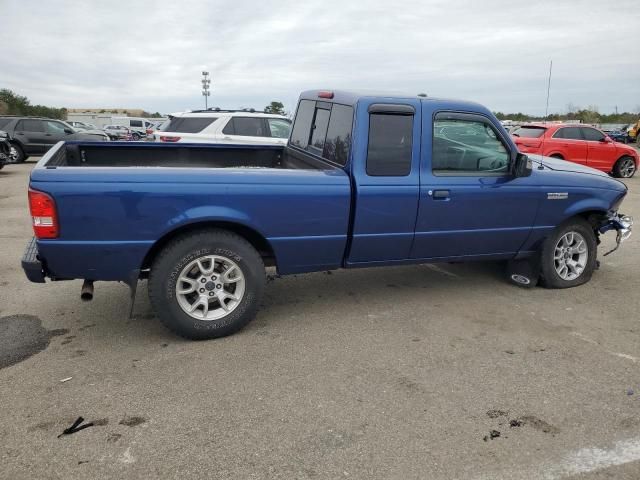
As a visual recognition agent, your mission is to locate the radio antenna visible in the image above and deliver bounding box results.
[544,60,553,124]
[538,60,553,163]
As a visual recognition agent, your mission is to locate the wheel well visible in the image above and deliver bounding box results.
[575,210,607,230]
[141,221,277,271]
[550,153,564,159]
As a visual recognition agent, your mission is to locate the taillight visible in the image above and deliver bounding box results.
[160,136,181,142]
[28,188,58,239]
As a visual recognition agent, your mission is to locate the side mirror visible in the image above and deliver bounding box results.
[600,136,612,143]
[64,128,74,134]
[513,152,532,177]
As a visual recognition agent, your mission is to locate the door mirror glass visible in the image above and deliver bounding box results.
[513,153,532,177]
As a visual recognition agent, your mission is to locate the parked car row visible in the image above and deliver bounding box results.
[0,116,110,163]
[511,123,638,178]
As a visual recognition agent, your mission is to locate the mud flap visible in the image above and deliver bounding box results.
[507,257,540,288]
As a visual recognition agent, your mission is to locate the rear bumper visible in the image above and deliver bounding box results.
[22,237,46,283]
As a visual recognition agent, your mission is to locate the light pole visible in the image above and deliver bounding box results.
[201,71,211,110]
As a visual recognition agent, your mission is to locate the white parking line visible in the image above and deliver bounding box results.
[543,437,640,479]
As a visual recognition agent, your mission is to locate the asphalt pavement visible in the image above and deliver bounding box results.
[1,158,639,479]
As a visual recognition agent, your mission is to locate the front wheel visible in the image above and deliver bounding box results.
[148,230,266,339]
[8,143,25,163]
[539,219,597,289]
[612,156,636,178]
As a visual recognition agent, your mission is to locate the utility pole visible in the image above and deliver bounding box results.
[201,71,211,110]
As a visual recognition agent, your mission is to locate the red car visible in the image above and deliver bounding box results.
[512,124,638,178]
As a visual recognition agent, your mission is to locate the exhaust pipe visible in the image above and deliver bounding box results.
[81,280,94,302]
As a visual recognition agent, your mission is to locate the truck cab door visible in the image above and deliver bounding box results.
[411,109,539,260]
[346,101,421,264]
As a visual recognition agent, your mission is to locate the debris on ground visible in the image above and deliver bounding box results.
[57,417,94,438]
[486,409,508,419]
[627,389,634,396]
[510,419,523,427]
[483,430,501,441]
[59,377,72,383]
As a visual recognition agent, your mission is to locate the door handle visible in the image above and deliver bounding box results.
[430,190,450,200]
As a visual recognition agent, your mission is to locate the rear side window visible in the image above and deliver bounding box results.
[366,114,413,176]
[225,117,267,137]
[19,119,45,132]
[323,104,353,166]
[290,100,316,148]
[267,118,291,139]
[553,127,582,140]
[130,120,143,127]
[512,126,546,138]
[165,117,217,133]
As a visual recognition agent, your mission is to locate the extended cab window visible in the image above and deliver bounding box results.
[366,113,413,176]
[432,113,509,175]
[323,104,353,166]
[130,120,143,127]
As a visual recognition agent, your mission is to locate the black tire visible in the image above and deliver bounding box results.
[550,154,564,160]
[148,229,266,340]
[8,142,26,164]
[132,133,140,140]
[612,156,636,178]
[539,218,597,289]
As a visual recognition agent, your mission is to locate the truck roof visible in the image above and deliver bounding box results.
[299,89,485,111]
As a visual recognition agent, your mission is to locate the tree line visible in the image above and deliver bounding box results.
[0,89,67,119]
[494,106,639,125]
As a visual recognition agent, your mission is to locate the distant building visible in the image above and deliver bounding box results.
[66,109,163,128]
[67,108,146,116]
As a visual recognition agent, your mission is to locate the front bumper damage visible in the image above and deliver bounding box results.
[598,212,633,256]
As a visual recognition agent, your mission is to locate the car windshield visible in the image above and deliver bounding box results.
[511,126,546,138]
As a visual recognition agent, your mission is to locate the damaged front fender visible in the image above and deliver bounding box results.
[598,213,633,256]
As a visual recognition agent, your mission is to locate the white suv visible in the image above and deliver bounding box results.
[154,109,291,145]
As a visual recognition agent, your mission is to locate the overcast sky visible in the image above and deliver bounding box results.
[2,0,638,115]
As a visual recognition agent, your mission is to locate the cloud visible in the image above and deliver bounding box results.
[1,0,638,114]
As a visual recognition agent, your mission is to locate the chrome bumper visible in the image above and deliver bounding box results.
[599,213,633,256]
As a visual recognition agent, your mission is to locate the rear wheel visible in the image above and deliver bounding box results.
[132,132,140,140]
[539,218,597,289]
[612,156,636,178]
[148,229,265,339]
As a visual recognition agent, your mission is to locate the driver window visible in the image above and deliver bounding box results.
[433,114,509,175]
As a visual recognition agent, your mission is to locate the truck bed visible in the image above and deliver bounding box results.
[45,141,324,170]
[31,142,352,280]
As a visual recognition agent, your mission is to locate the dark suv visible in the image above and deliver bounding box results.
[0,116,109,163]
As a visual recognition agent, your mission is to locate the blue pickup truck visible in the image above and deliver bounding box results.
[23,90,633,339]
